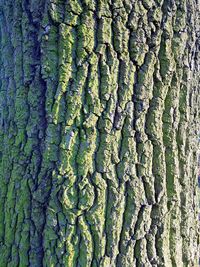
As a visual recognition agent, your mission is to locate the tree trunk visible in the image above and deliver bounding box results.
[0,0,199,266]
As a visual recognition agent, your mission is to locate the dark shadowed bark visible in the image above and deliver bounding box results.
[0,0,199,266]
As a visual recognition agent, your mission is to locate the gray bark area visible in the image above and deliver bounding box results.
[0,0,199,266]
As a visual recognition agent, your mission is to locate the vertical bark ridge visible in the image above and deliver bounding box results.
[0,0,199,266]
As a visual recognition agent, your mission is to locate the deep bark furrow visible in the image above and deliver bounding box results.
[0,0,199,266]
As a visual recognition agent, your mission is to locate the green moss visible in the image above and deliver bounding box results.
[118,62,135,110]
[97,18,112,45]
[49,1,65,24]
[113,17,129,57]
[76,128,97,177]
[86,172,107,261]
[78,216,93,266]
[96,134,112,173]
[78,178,95,210]
[104,182,125,259]
[76,11,95,63]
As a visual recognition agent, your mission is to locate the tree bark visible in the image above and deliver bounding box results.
[0,0,199,266]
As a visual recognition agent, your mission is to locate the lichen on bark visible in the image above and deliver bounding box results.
[0,0,199,266]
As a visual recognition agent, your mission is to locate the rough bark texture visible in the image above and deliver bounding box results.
[0,0,199,266]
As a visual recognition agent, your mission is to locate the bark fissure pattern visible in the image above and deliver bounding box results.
[0,0,199,266]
